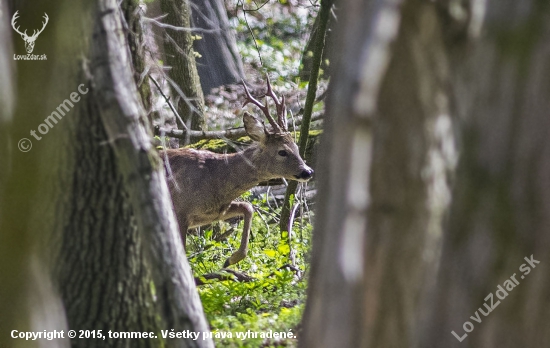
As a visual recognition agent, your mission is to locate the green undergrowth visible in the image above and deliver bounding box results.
[187,192,313,347]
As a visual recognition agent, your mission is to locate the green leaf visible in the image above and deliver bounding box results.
[278,244,290,254]
[264,249,277,257]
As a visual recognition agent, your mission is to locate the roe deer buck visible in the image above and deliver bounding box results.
[162,78,314,267]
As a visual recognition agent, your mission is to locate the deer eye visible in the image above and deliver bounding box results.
[278,150,288,157]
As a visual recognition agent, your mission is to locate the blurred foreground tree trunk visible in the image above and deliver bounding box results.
[302,0,550,347]
[0,0,29,346]
[300,0,455,347]
[1,2,90,347]
[190,0,244,94]
[420,1,550,347]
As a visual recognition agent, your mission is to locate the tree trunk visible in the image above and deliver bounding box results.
[1,2,93,347]
[123,1,153,116]
[299,0,455,347]
[420,1,550,347]
[362,1,455,346]
[0,0,27,344]
[87,1,213,346]
[160,0,205,133]
[1,1,213,347]
[55,82,163,348]
[298,9,331,81]
[127,0,181,149]
[190,0,244,94]
[279,0,331,252]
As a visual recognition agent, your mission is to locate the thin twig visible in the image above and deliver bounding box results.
[287,202,300,266]
[237,0,263,66]
[149,75,188,130]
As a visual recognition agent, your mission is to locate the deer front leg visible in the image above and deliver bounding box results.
[176,214,189,252]
[222,201,254,267]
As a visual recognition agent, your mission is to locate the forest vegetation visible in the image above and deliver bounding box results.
[1,0,550,348]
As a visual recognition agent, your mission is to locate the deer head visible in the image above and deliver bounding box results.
[242,77,313,182]
[11,11,49,54]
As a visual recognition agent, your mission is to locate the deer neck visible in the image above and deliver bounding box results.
[223,146,269,197]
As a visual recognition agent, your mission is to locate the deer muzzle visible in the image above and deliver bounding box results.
[295,167,314,182]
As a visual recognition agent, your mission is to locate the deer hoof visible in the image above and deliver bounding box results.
[223,258,231,268]
[224,250,247,267]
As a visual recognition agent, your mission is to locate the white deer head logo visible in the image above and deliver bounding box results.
[11,11,49,54]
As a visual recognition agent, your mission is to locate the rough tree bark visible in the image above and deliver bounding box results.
[160,0,206,133]
[123,1,154,116]
[190,0,244,94]
[299,0,455,347]
[85,1,213,346]
[55,79,164,348]
[1,1,213,347]
[420,1,550,347]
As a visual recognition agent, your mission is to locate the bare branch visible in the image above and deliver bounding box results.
[195,269,255,285]
[142,16,221,34]
[155,112,323,140]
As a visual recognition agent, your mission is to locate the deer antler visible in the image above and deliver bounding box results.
[11,11,26,38]
[242,76,288,133]
[30,13,49,39]
[263,75,288,132]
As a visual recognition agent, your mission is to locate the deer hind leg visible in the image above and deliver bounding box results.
[221,201,254,267]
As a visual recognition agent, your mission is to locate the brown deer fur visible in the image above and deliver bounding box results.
[162,112,313,267]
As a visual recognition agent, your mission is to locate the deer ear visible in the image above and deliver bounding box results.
[243,112,267,142]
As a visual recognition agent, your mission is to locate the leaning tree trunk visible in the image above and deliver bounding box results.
[160,0,205,133]
[190,0,244,94]
[80,1,213,346]
[279,0,331,259]
[420,1,550,347]
[1,1,213,347]
[298,9,331,81]
[299,0,455,347]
